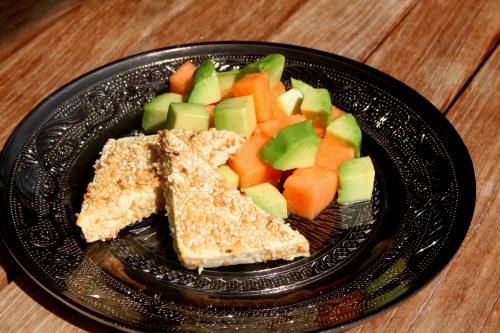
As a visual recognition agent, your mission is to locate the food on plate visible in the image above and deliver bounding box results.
[290,77,312,95]
[259,119,321,170]
[186,59,221,105]
[272,87,303,116]
[169,61,196,95]
[165,102,210,131]
[226,133,283,188]
[213,95,256,138]
[300,87,333,128]
[326,113,362,158]
[147,54,373,216]
[157,130,309,270]
[76,129,245,242]
[337,156,375,204]
[216,69,239,98]
[240,182,288,219]
[77,53,376,270]
[235,53,285,88]
[142,92,183,133]
[282,167,339,220]
[216,164,239,190]
[232,71,274,122]
[314,136,355,171]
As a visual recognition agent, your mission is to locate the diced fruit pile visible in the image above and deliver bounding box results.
[142,54,375,220]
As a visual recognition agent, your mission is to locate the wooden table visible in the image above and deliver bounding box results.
[0,0,498,332]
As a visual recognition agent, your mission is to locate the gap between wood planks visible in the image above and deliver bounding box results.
[442,40,499,116]
[362,0,421,64]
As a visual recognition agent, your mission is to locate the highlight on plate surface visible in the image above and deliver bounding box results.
[75,54,375,271]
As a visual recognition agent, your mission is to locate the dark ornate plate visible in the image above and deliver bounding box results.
[0,42,475,332]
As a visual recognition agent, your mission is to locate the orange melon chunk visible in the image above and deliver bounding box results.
[270,81,288,119]
[332,105,346,121]
[231,72,273,123]
[313,126,326,138]
[259,114,307,138]
[314,136,355,171]
[170,61,196,95]
[271,81,287,101]
[206,104,215,128]
[282,167,338,220]
[227,133,282,188]
[270,106,287,120]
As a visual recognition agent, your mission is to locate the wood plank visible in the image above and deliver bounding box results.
[133,0,304,51]
[0,241,17,291]
[269,0,418,61]
[0,271,110,333]
[349,42,500,333]
[398,43,500,333]
[0,1,497,331]
[366,0,500,112]
[0,0,196,149]
[0,0,78,61]
[0,0,194,287]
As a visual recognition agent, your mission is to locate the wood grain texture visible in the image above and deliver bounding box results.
[134,0,305,50]
[0,272,110,333]
[0,0,195,149]
[0,0,498,331]
[366,0,500,111]
[350,35,500,333]
[268,0,418,60]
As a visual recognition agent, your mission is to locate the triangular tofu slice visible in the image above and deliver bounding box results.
[157,130,310,270]
[76,129,245,242]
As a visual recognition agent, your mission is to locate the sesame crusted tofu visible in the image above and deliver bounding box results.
[76,129,245,243]
[157,130,310,270]
[170,128,246,168]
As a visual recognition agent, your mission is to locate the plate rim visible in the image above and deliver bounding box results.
[0,41,476,332]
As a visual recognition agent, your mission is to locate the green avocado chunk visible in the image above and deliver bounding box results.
[236,54,285,88]
[337,156,375,204]
[274,88,303,116]
[165,102,209,130]
[217,164,239,190]
[217,70,239,94]
[141,92,183,133]
[259,120,321,171]
[326,113,362,158]
[291,77,313,96]
[241,183,288,218]
[300,88,333,127]
[213,95,256,138]
[186,60,221,105]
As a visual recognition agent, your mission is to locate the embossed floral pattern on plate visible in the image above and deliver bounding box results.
[0,42,475,332]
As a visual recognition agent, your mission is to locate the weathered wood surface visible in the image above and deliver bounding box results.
[0,0,498,332]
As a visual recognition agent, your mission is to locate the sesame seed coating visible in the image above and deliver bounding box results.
[157,130,310,270]
[76,135,162,243]
[76,129,246,243]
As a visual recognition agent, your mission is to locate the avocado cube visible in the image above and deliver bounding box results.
[186,60,221,105]
[259,120,321,170]
[236,54,285,88]
[141,92,183,133]
[217,164,239,190]
[213,95,256,138]
[241,183,288,218]
[165,102,210,131]
[217,70,239,94]
[337,156,375,204]
[291,77,313,96]
[274,88,303,116]
[300,88,333,127]
[326,113,362,158]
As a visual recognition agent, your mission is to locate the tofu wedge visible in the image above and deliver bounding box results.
[157,130,310,270]
[76,129,245,243]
